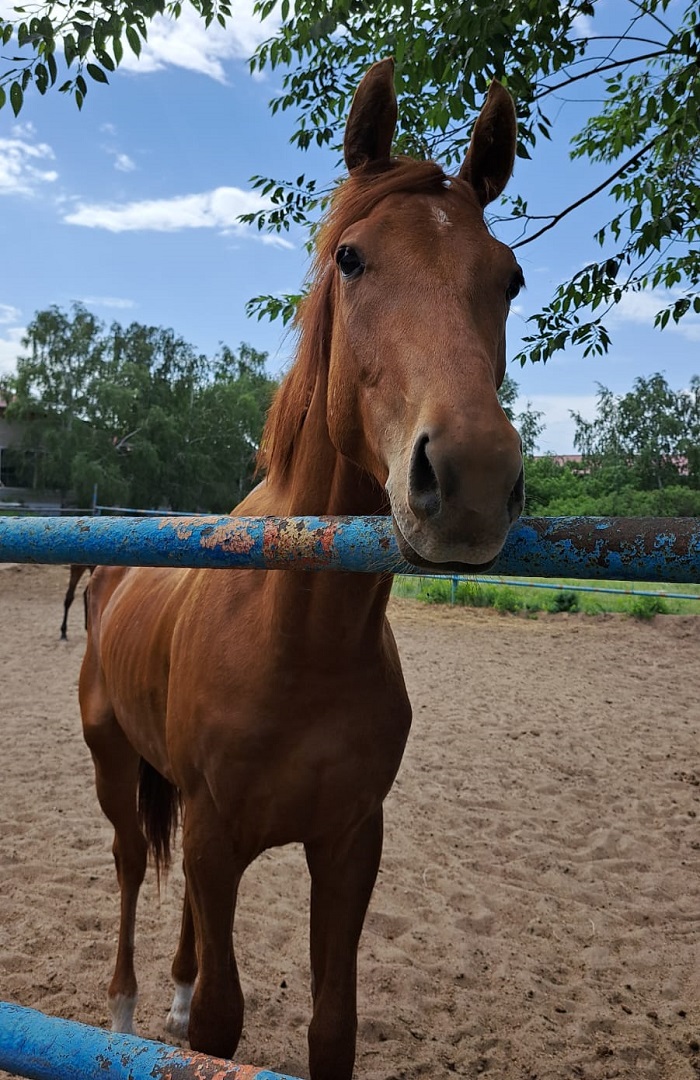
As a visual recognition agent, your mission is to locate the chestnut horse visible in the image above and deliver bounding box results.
[79,60,524,1080]
[60,564,95,639]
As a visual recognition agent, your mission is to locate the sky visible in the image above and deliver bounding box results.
[0,0,698,454]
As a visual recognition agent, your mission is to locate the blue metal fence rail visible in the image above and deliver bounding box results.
[463,576,700,601]
[0,1002,301,1080]
[0,514,699,583]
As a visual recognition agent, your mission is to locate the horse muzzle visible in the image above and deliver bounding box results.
[387,424,524,571]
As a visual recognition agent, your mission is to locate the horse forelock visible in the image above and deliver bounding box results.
[257,158,459,482]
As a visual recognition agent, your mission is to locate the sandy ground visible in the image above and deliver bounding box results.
[1,562,699,1080]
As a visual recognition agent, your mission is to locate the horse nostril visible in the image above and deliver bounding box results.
[508,467,525,522]
[408,433,441,520]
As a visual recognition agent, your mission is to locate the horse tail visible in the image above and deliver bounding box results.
[137,758,181,886]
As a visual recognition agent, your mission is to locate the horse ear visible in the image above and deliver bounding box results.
[459,81,517,207]
[344,58,398,172]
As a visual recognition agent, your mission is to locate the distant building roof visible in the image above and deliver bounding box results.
[534,453,583,466]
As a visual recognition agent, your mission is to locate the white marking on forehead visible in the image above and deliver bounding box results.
[432,206,452,228]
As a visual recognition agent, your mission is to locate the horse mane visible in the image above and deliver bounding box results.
[257,157,450,481]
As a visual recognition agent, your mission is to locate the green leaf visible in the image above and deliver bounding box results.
[35,61,48,94]
[95,49,115,71]
[10,80,23,116]
[126,25,141,56]
[87,62,109,84]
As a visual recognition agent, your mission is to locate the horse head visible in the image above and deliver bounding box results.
[261,59,525,572]
[328,59,524,571]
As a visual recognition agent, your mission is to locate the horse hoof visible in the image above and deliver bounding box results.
[165,1011,189,1040]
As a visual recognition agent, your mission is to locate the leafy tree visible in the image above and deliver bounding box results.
[9,303,108,496]
[499,372,545,456]
[2,1,699,364]
[0,0,232,112]
[524,457,700,517]
[6,303,276,509]
[199,343,275,507]
[520,371,700,515]
[572,373,700,490]
[244,0,700,362]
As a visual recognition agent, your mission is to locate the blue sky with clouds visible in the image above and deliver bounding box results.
[1,0,698,453]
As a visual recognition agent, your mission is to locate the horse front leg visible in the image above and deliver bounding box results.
[81,629,148,1032]
[166,876,197,1038]
[304,809,384,1080]
[182,802,245,1059]
[90,738,147,1032]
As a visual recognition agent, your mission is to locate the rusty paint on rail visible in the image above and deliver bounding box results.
[0,1002,302,1080]
[0,515,698,583]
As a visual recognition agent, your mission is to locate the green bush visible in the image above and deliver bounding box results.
[493,587,522,614]
[461,584,494,608]
[630,595,668,620]
[420,581,451,604]
[550,590,580,613]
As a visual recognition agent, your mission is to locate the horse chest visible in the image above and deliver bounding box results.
[172,668,412,846]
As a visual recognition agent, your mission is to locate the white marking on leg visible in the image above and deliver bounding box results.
[166,981,194,1039]
[109,993,137,1034]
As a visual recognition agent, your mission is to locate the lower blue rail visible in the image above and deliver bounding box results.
[0,1002,301,1080]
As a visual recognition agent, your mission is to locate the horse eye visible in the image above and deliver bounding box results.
[336,245,365,281]
[506,267,525,303]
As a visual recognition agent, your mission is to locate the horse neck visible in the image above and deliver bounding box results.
[263,369,394,647]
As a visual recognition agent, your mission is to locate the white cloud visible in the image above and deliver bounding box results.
[99,127,138,173]
[0,0,275,88]
[517,392,599,455]
[560,3,593,39]
[675,322,700,342]
[119,0,277,82]
[0,304,21,326]
[0,134,58,196]
[63,186,294,247]
[114,153,137,173]
[11,121,37,138]
[571,12,594,38]
[0,324,24,379]
[609,287,700,342]
[79,296,136,310]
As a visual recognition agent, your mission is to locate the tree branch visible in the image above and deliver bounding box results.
[535,49,671,100]
[512,133,661,250]
[627,0,674,38]
[575,34,670,48]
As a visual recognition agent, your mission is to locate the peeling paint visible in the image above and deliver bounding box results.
[0,1003,302,1080]
[0,515,698,583]
[198,520,257,556]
